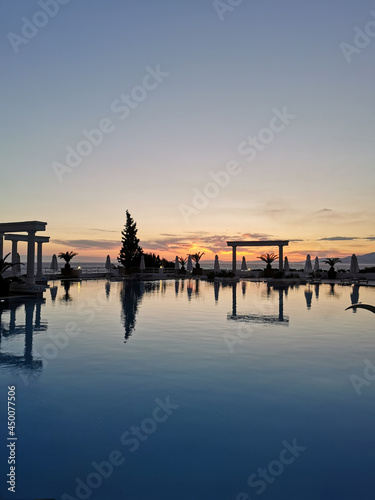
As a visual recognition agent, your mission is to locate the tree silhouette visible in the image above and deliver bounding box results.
[190,252,205,269]
[118,210,143,270]
[58,251,78,270]
[257,252,278,271]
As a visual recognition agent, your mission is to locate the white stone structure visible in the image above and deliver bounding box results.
[0,221,48,284]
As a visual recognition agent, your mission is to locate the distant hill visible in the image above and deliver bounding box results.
[341,252,375,264]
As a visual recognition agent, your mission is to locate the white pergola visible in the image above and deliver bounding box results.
[0,221,48,284]
[227,240,289,273]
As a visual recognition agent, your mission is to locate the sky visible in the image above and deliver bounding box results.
[1,0,375,262]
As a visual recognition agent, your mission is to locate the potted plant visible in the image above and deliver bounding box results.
[58,251,78,277]
[0,253,22,296]
[324,258,341,279]
[178,256,187,274]
[257,252,278,278]
[190,252,205,276]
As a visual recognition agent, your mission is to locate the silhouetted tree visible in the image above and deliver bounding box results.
[118,210,143,270]
[257,252,278,271]
[324,257,341,279]
[190,252,205,269]
[58,251,78,270]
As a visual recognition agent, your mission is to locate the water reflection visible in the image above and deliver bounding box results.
[350,285,360,313]
[120,281,145,342]
[105,280,111,300]
[61,280,73,302]
[0,297,46,371]
[228,282,289,324]
[305,288,313,310]
[50,285,58,302]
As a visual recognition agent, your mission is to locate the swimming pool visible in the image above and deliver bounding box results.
[1,279,375,499]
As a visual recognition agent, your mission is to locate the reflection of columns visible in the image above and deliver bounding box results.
[9,309,16,334]
[278,289,284,322]
[36,242,43,278]
[26,231,36,285]
[24,301,35,364]
[35,301,41,329]
[232,282,237,316]
[232,246,237,273]
[279,245,283,272]
[0,232,3,260]
[11,240,18,276]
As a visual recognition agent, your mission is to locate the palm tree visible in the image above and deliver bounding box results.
[178,256,188,272]
[0,253,21,296]
[324,257,341,279]
[58,251,78,270]
[0,253,15,276]
[190,252,205,269]
[257,252,278,271]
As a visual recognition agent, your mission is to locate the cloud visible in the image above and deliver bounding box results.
[319,236,360,241]
[314,208,333,214]
[52,239,120,249]
[141,232,277,254]
[90,228,118,233]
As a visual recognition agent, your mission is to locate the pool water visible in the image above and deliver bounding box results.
[1,279,375,500]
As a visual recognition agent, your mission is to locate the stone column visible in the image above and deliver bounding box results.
[11,240,18,276]
[279,245,283,273]
[232,246,237,273]
[26,231,36,285]
[36,242,43,278]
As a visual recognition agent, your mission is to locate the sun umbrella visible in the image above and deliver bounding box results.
[214,255,220,273]
[284,256,290,273]
[175,256,180,271]
[350,254,359,275]
[105,255,112,272]
[241,256,247,271]
[314,257,320,273]
[140,255,145,272]
[187,255,193,272]
[304,255,313,274]
[50,254,58,271]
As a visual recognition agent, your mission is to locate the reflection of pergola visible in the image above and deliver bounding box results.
[227,282,289,324]
[227,240,289,273]
[0,221,48,284]
[0,298,45,370]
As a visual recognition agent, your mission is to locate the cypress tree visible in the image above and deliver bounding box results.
[118,210,143,270]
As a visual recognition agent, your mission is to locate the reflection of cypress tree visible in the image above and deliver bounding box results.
[120,281,145,342]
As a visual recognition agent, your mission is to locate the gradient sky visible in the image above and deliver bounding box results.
[1,0,374,262]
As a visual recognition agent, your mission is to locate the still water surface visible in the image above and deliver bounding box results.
[0,279,375,499]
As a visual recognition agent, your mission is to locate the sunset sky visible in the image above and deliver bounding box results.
[1,0,374,262]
